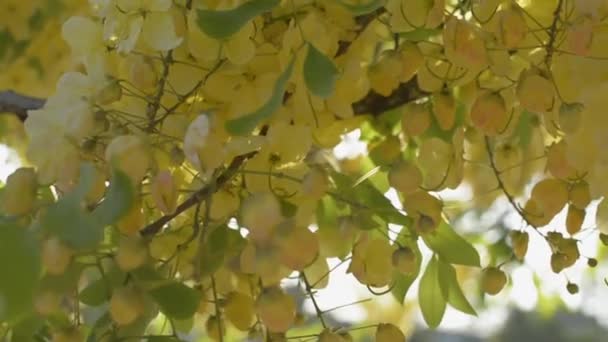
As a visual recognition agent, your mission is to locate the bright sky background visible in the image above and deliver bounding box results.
[317,129,608,336]
[3,127,608,337]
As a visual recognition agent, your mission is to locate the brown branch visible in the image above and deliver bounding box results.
[335,7,386,58]
[139,151,256,237]
[544,0,564,68]
[2,51,423,238]
[353,77,427,116]
[0,90,45,121]
[484,136,537,228]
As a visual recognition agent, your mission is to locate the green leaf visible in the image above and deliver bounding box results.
[72,163,97,200]
[27,57,44,79]
[438,260,477,316]
[200,226,245,276]
[279,198,297,217]
[316,196,338,231]
[331,172,411,226]
[339,0,386,15]
[511,110,535,148]
[391,238,422,303]
[43,199,103,250]
[0,29,15,60]
[41,163,107,250]
[225,59,295,135]
[422,221,480,267]
[424,101,466,142]
[93,169,134,226]
[0,223,41,321]
[40,263,83,292]
[418,256,446,328]
[303,43,338,98]
[147,282,201,320]
[79,279,110,306]
[28,9,45,32]
[86,313,112,342]
[10,314,44,342]
[358,157,390,193]
[196,0,279,39]
[146,337,184,342]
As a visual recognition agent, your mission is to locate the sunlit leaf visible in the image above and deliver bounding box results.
[331,172,411,226]
[422,221,480,267]
[438,259,477,316]
[418,255,446,328]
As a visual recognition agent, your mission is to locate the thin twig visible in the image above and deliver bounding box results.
[301,272,326,328]
[544,0,565,68]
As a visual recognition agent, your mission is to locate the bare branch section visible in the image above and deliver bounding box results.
[0,90,45,121]
[354,78,426,116]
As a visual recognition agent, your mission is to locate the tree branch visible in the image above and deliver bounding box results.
[139,151,257,237]
[0,90,45,121]
[353,78,427,116]
[2,64,423,238]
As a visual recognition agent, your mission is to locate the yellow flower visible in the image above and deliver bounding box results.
[103,0,182,53]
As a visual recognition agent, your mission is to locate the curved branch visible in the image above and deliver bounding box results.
[0,90,45,121]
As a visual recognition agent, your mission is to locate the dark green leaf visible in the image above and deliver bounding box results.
[279,199,297,217]
[79,279,110,306]
[147,282,201,320]
[146,337,184,342]
[339,0,386,15]
[196,0,279,39]
[303,43,338,98]
[10,314,44,342]
[93,169,134,226]
[87,313,112,342]
[26,57,44,79]
[68,163,97,200]
[200,226,245,276]
[226,59,294,135]
[40,263,83,292]
[422,221,480,267]
[0,29,15,60]
[42,199,103,250]
[438,260,477,316]
[0,223,40,321]
[28,10,45,32]
[418,256,446,328]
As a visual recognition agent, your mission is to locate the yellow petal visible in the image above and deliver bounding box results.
[142,12,183,51]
